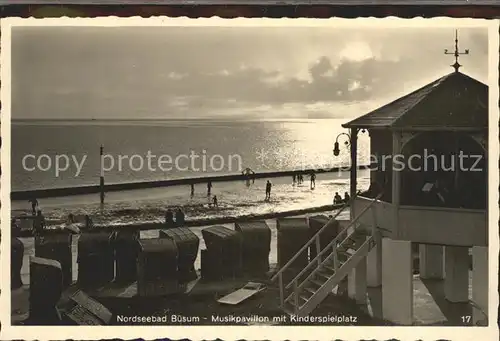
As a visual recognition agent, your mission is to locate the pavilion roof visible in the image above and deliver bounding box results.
[342,71,488,131]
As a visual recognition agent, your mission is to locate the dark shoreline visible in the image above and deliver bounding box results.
[15,203,345,238]
[11,165,370,200]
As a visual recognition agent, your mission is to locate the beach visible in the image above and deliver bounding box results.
[12,171,370,227]
[12,210,475,327]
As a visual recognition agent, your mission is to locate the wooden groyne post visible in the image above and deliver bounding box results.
[100,145,105,205]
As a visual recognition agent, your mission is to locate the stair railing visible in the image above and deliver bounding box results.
[297,227,375,295]
[285,192,383,293]
[271,191,359,306]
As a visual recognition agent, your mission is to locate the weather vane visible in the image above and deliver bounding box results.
[444,29,469,73]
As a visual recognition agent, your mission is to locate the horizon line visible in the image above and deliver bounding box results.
[11,117,349,121]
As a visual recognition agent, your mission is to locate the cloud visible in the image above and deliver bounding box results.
[12,26,489,119]
[158,53,461,106]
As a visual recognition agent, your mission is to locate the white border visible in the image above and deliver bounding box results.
[1,17,499,341]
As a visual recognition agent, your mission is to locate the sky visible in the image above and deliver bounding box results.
[12,25,489,120]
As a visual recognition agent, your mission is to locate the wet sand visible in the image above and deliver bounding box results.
[12,171,370,226]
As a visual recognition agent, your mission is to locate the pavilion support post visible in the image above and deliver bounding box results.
[381,132,413,325]
[472,246,488,325]
[444,246,470,303]
[454,133,460,193]
[382,238,413,325]
[347,256,367,304]
[100,145,105,205]
[391,131,402,239]
[367,238,382,287]
[419,245,445,279]
[350,128,358,219]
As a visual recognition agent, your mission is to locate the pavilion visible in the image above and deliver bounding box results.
[341,31,488,325]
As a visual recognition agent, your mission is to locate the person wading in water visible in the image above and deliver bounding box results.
[28,198,39,215]
[265,180,272,201]
[207,181,212,196]
[298,174,304,184]
[310,172,316,189]
[242,167,255,177]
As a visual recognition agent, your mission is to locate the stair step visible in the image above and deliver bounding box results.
[316,271,331,280]
[302,288,315,298]
[318,264,334,273]
[304,286,317,295]
[324,259,341,269]
[338,247,357,255]
[346,248,357,255]
[285,294,308,307]
[322,264,336,272]
[307,279,321,289]
[340,239,358,246]
[337,248,349,256]
[310,278,326,287]
[345,240,361,248]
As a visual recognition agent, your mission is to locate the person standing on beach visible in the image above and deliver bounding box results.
[242,167,255,177]
[84,215,94,230]
[175,208,185,227]
[11,218,20,236]
[265,180,272,201]
[65,214,81,234]
[207,181,212,196]
[310,172,316,189]
[28,198,38,215]
[190,183,195,197]
[334,192,343,205]
[33,210,46,238]
[67,213,76,224]
[213,195,218,208]
[165,209,174,229]
[343,192,351,203]
[292,174,296,184]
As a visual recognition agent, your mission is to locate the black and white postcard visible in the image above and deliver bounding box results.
[1,17,498,340]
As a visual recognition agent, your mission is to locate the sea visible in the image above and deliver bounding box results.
[11,118,371,226]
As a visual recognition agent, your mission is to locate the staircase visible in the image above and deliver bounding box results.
[271,192,382,317]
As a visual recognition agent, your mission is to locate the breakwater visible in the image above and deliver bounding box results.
[16,203,345,238]
[11,165,369,200]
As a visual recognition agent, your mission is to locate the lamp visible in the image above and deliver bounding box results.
[333,132,351,156]
[333,129,367,156]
